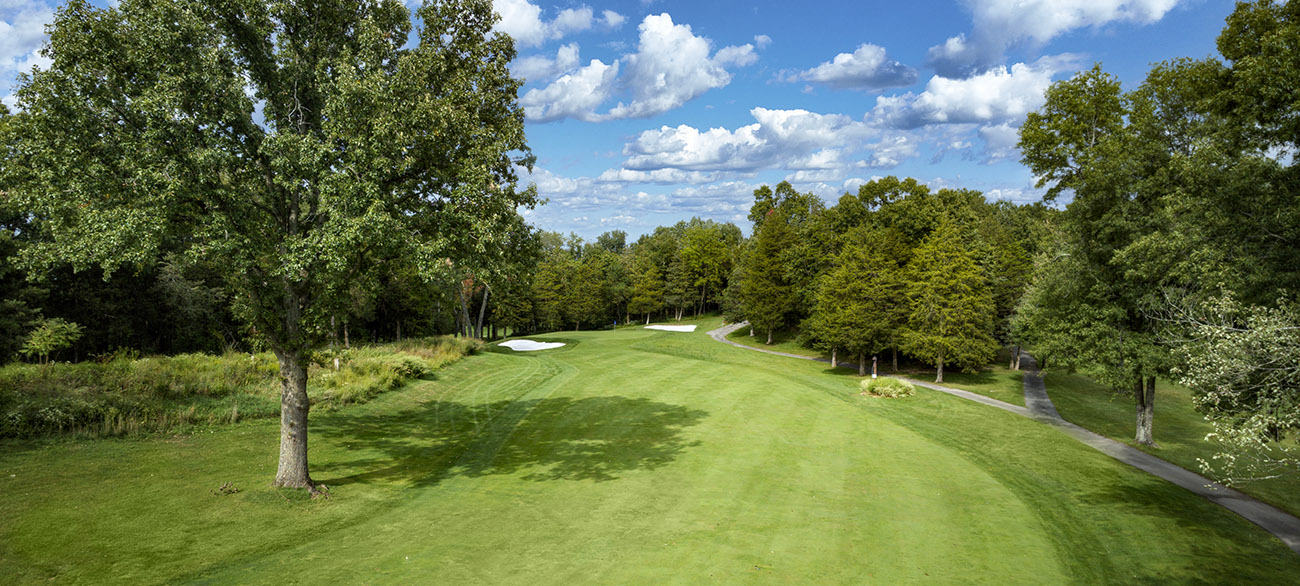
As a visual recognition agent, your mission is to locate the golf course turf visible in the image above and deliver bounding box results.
[2,317,1298,584]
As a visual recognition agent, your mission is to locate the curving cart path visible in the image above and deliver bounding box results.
[707,321,1300,554]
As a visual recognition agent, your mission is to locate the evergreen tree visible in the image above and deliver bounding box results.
[629,264,666,324]
[901,222,997,383]
[742,210,795,344]
[809,227,908,374]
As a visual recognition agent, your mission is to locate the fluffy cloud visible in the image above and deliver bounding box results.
[620,107,873,173]
[978,122,1021,163]
[606,14,757,119]
[786,44,917,91]
[597,168,722,184]
[492,0,624,48]
[519,58,619,122]
[511,43,580,82]
[872,55,1078,129]
[518,13,760,122]
[929,0,1181,76]
[1,1,54,75]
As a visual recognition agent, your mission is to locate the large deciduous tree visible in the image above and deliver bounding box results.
[1,0,535,489]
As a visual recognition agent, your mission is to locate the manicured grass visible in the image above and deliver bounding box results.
[2,318,1298,584]
[1044,371,1300,518]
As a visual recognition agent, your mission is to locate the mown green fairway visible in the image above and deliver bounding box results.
[2,318,1298,584]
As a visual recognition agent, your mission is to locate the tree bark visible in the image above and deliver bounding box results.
[935,354,944,383]
[859,352,866,376]
[766,329,773,345]
[645,313,650,325]
[273,348,312,488]
[476,284,490,339]
[892,347,898,372]
[1135,375,1157,446]
[396,318,402,342]
[457,282,472,338]
[330,315,339,371]
[343,321,350,349]
[831,347,837,368]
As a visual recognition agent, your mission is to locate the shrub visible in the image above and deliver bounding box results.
[860,377,915,398]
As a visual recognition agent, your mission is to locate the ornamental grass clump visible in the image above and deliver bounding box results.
[860,377,915,398]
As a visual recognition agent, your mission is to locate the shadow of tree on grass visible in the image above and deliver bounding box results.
[311,395,707,488]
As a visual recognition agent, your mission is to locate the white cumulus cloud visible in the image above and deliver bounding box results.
[519,58,619,122]
[1,1,54,75]
[872,55,1079,129]
[511,42,580,82]
[493,0,623,48]
[607,13,757,119]
[619,107,875,174]
[929,0,1181,76]
[786,43,917,91]
[516,13,761,122]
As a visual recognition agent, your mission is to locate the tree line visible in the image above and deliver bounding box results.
[726,179,1047,382]
[1012,0,1300,480]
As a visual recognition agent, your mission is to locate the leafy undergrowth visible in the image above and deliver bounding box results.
[0,336,481,438]
[1044,371,1300,518]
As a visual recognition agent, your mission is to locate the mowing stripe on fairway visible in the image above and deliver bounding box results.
[709,320,1300,555]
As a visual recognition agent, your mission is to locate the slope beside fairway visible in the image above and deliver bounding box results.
[2,318,1298,584]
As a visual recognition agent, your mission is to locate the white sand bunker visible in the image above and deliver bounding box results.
[645,325,697,332]
[499,339,566,351]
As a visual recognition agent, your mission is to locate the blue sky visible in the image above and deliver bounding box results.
[1,0,1235,239]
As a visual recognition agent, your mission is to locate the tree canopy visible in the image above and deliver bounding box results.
[1,0,535,488]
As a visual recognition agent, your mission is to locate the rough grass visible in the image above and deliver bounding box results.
[0,336,480,438]
[1,318,1298,584]
[1044,371,1300,518]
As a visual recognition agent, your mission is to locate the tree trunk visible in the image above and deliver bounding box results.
[831,347,837,368]
[476,284,490,339]
[749,325,754,337]
[396,318,402,342]
[330,315,339,371]
[859,353,866,376]
[892,347,898,372]
[935,354,944,383]
[273,348,312,488]
[457,282,472,338]
[645,313,650,325]
[1135,376,1156,446]
[766,329,773,345]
